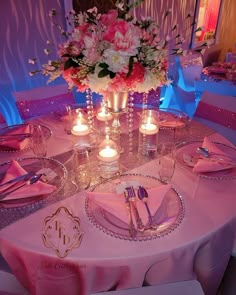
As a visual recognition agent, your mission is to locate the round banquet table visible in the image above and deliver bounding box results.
[0,114,235,295]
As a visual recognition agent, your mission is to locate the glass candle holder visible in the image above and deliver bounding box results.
[71,109,90,136]
[97,135,120,179]
[138,110,159,156]
[96,106,113,122]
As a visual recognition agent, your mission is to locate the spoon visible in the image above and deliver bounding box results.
[197,147,236,163]
[137,186,157,230]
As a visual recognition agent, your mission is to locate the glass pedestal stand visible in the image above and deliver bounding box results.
[106,91,129,154]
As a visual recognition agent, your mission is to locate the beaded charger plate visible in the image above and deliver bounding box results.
[0,157,67,209]
[0,124,52,153]
[85,174,184,241]
[176,141,236,180]
[158,108,190,129]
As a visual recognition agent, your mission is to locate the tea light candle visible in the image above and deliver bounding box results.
[96,107,112,122]
[139,122,158,135]
[98,146,119,162]
[71,123,90,136]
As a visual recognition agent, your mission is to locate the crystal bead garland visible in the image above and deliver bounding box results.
[140,92,148,154]
[86,88,97,149]
[127,91,134,154]
[86,89,94,132]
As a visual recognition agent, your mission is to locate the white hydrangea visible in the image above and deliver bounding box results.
[103,48,130,73]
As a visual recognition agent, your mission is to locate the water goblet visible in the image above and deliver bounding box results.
[157,142,176,184]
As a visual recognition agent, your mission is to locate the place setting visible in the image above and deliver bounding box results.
[85,141,184,241]
[176,136,236,180]
[0,123,52,153]
[0,123,68,218]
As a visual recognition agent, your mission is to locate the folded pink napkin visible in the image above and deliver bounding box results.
[160,120,185,128]
[193,137,236,173]
[0,160,56,200]
[207,66,227,74]
[0,124,30,150]
[87,184,170,227]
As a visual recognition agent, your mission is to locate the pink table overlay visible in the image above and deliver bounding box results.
[0,115,235,295]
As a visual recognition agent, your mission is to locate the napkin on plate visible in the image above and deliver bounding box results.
[160,120,185,128]
[0,124,30,150]
[87,184,171,227]
[0,160,57,200]
[192,137,236,173]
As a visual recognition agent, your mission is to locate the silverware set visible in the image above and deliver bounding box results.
[196,147,236,165]
[0,133,32,142]
[124,185,157,237]
[0,172,42,201]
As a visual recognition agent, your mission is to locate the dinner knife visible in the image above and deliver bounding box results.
[0,133,32,141]
[0,171,35,188]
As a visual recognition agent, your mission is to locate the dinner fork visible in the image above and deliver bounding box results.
[124,191,137,238]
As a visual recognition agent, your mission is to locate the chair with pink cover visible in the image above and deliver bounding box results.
[0,255,28,295]
[194,91,236,145]
[13,84,75,121]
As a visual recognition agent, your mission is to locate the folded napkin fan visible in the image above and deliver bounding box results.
[0,124,30,150]
[87,184,171,227]
[0,160,57,200]
[193,137,236,173]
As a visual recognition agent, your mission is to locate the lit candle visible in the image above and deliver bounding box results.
[96,107,113,122]
[98,146,119,162]
[139,120,158,135]
[71,123,90,136]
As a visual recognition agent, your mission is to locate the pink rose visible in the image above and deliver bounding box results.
[100,10,118,27]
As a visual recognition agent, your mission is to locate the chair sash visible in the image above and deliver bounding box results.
[177,53,203,90]
[16,92,75,120]
[195,101,236,130]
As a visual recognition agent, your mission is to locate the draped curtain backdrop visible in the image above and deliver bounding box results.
[0,0,235,124]
[0,0,67,123]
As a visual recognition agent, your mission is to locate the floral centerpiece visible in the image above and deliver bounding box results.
[30,0,172,95]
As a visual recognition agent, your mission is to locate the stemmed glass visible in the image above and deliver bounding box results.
[157,142,176,184]
[30,124,48,168]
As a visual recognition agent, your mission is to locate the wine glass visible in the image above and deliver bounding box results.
[73,145,91,190]
[157,142,176,184]
[30,124,48,171]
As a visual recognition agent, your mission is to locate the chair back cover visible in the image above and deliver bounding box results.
[176,53,203,91]
[14,84,75,120]
[194,91,236,130]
